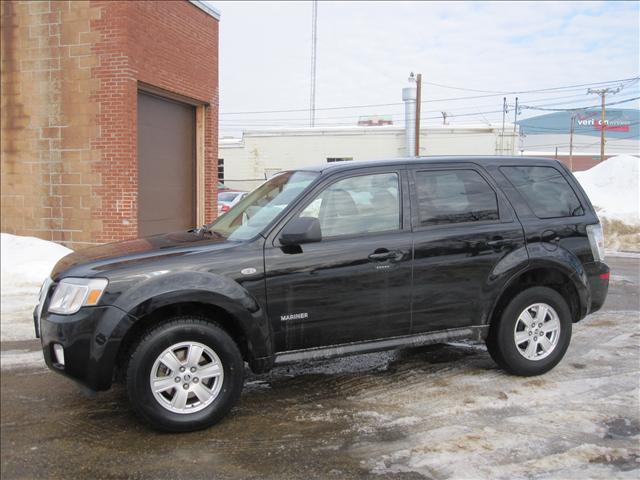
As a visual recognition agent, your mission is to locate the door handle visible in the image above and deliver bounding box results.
[487,238,513,248]
[368,249,400,261]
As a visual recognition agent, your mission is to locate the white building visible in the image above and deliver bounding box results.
[219,124,518,191]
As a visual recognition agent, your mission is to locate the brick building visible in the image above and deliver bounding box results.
[1,0,219,248]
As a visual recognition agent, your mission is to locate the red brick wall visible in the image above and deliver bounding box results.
[556,155,611,172]
[1,0,218,247]
[91,0,219,243]
[528,154,613,172]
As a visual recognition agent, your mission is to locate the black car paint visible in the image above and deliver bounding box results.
[37,156,609,392]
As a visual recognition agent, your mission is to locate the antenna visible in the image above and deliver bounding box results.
[309,1,318,127]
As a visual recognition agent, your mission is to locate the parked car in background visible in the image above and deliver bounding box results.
[217,190,247,215]
[35,156,608,432]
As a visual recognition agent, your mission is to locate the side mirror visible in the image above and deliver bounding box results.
[280,217,322,246]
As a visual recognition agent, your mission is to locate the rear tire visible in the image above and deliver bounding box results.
[126,316,244,432]
[486,286,572,376]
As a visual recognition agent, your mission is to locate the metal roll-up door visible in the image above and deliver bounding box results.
[137,91,196,237]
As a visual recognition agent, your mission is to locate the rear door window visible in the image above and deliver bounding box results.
[414,169,499,226]
[501,166,583,218]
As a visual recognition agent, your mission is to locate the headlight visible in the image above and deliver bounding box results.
[48,278,108,315]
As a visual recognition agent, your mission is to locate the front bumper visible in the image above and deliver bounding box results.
[37,304,135,391]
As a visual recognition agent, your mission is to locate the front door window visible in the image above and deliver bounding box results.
[296,172,400,238]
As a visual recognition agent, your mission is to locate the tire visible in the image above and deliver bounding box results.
[126,316,244,432]
[486,286,572,376]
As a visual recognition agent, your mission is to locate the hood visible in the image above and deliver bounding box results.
[51,230,234,279]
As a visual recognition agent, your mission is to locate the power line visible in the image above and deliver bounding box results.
[519,96,639,112]
[218,90,638,124]
[219,98,640,128]
[420,77,640,95]
[219,77,639,115]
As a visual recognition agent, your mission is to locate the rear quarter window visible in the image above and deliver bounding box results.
[501,166,584,219]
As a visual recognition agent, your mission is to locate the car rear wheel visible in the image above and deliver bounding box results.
[126,316,244,432]
[486,286,572,376]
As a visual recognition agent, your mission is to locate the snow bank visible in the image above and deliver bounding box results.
[1,234,71,342]
[574,155,640,252]
[574,154,640,226]
[1,233,72,291]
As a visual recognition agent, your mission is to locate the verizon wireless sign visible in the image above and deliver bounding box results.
[519,109,639,138]
[576,117,631,132]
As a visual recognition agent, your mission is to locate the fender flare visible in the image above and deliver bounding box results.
[486,247,590,326]
[95,271,274,374]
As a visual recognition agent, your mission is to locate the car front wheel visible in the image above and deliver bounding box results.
[126,316,244,432]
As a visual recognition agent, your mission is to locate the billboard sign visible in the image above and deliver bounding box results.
[518,108,639,138]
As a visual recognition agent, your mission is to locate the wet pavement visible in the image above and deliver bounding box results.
[1,256,639,479]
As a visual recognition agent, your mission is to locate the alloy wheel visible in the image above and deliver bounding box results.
[513,303,561,361]
[149,341,224,414]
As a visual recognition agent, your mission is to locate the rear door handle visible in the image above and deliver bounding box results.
[368,249,401,261]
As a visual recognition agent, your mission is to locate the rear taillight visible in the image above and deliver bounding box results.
[586,223,605,262]
[221,204,230,213]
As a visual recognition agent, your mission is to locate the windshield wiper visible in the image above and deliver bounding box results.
[190,224,220,237]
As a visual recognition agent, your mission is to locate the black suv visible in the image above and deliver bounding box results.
[35,156,609,432]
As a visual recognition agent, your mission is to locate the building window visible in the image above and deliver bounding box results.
[218,158,224,182]
[326,157,353,163]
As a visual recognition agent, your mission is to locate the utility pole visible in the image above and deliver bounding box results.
[568,111,577,171]
[441,111,448,125]
[587,85,622,162]
[500,97,507,155]
[511,97,519,156]
[415,73,422,157]
[309,0,318,127]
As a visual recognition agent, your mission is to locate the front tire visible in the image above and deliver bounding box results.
[487,286,572,376]
[126,316,244,432]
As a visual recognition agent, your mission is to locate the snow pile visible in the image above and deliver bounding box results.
[574,155,640,252]
[0,233,72,290]
[574,155,640,226]
[1,233,71,342]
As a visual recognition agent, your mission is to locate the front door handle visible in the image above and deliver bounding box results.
[487,238,513,248]
[368,249,402,262]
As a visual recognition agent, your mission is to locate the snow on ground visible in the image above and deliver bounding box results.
[574,154,640,252]
[340,311,640,479]
[0,233,71,342]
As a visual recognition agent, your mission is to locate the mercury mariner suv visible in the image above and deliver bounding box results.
[35,156,609,432]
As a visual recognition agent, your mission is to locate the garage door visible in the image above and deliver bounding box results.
[137,92,196,237]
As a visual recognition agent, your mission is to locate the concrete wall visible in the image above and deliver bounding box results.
[220,126,517,191]
[1,0,219,248]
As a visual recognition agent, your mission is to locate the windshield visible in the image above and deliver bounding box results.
[209,171,319,240]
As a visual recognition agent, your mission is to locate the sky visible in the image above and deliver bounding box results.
[208,1,640,136]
